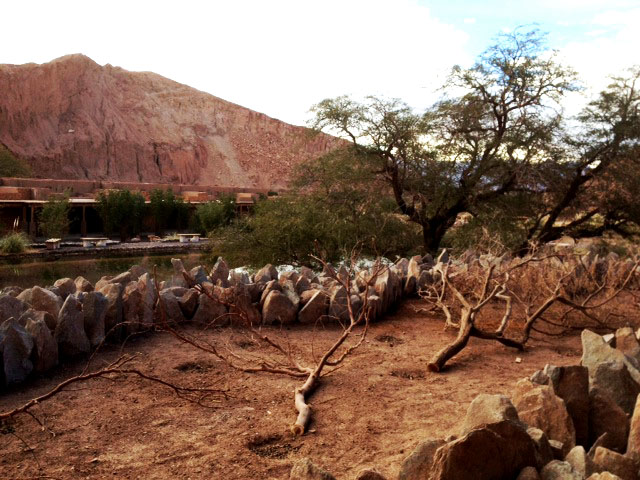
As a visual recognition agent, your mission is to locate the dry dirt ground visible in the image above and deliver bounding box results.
[0,299,583,480]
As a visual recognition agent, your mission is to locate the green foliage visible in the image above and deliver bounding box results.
[0,144,31,178]
[39,194,70,239]
[211,152,421,267]
[148,189,190,234]
[96,189,146,241]
[195,194,236,234]
[0,232,29,254]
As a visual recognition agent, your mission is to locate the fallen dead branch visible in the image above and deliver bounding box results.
[155,250,386,435]
[423,251,640,372]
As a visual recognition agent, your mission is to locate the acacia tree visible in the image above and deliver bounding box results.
[311,29,577,253]
[520,68,640,248]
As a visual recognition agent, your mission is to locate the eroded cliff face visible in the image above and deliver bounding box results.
[0,54,338,189]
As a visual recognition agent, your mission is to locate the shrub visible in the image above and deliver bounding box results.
[39,194,70,238]
[0,232,29,254]
[195,194,236,234]
[0,144,31,177]
[96,189,146,241]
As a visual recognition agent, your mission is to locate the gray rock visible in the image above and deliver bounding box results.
[0,294,28,323]
[55,294,90,357]
[516,466,541,480]
[615,327,640,363]
[18,308,56,331]
[590,360,640,415]
[98,283,124,333]
[540,460,581,480]
[296,276,312,295]
[138,273,157,328]
[178,289,199,319]
[298,290,328,325]
[229,269,250,286]
[81,292,107,347]
[592,447,638,480]
[165,258,189,288]
[17,286,62,323]
[128,264,148,281]
[254,264,278,284]
[210,258,229,287]
[430,420,537,480]
[544,364,590,446]
[189,265,209,286]
[25,318,57,373]
[588,388,629,453]
[289,457,335,480]
[0,318,34,384]
[53,278,76,300]
[74,276,93,293]
[581,329,640,386]
[156,289,186,324]
[0,286,23,297]
[627,394,640,460]
[531,370,550,385]
[192,292,229,326]
[260,280,282,309]
[299,266,316,280]
[527,427,554,469]
[280,270,300,285]
[586,473,624,480]
[354,468,386,480]
[262,290,297,325]
[512,379,576,456]
[227,285,261,326]
[328,286,349,322]
[122,281,144,333]
[459,394,521,436]
[398,439,445,480]
[565,446,596,478]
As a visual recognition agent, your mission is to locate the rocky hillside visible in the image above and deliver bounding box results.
[0,55,338,189]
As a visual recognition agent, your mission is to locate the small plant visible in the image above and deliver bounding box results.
[39,194,71,239]
[0,232,29,254]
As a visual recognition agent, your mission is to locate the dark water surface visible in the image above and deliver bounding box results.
[0,252,209,289]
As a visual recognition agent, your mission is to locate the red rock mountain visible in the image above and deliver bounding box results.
[0,55,338,189]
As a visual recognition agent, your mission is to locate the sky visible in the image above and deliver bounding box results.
[2,0,639,126]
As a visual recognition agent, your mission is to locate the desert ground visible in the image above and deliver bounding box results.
[0,299,584,480]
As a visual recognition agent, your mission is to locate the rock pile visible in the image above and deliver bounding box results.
[0,255,436,388]
[290,328,640,480]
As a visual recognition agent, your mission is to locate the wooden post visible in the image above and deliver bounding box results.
[81,205,87,236]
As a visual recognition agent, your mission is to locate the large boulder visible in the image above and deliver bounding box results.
[565,446,596,478]
[254,264,278,284]
[516,466,541,480]
[53,278,76,300]
[155,289,186,324]
[192,292,229,326]
[138,273,157,328]
[25,317,58,373]
[540,460,581,480]
[328,286,349,322]
[298,290,329,325]
[259,280,282,309]
[227,285,261,326]
[429,420,537,480]
[581,329,640,385]
[588,388,629,453]
[55,294,90,357]
[80,291,107,348]
[209,258,229,287]
[398,439,445,480]
[98,283,124,333]
[544,364,590,446]
[74,276,93,293]
[289,457,336,480]
[178,289,199,319]
[590,360,640,415]
[615,327,640,363]
[512,379,576,455]
[0,318,34,384]
[18,308,56,331]
[0,294,28,323]
[122,281,144,333]
[189,265,209,286]
[262,290,297,325]
[459,394,520,435]
[527,427,554,468]
[17,286,62,323]
[592,447,638,480]
[627,394,640,460]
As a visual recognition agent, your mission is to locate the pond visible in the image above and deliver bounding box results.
[0,252,210,289]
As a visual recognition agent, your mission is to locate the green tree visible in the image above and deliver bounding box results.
[39,194,70,239]
[195,194,236,234]
[148,188,190,234]
[311,29,577,253]
[96,189,146,242]
[0,144,31,177]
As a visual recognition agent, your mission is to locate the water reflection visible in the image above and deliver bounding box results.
[0,253,208,288]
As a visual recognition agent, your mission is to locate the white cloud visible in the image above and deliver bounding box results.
[463,18,476,24]
[0,0,471,125]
